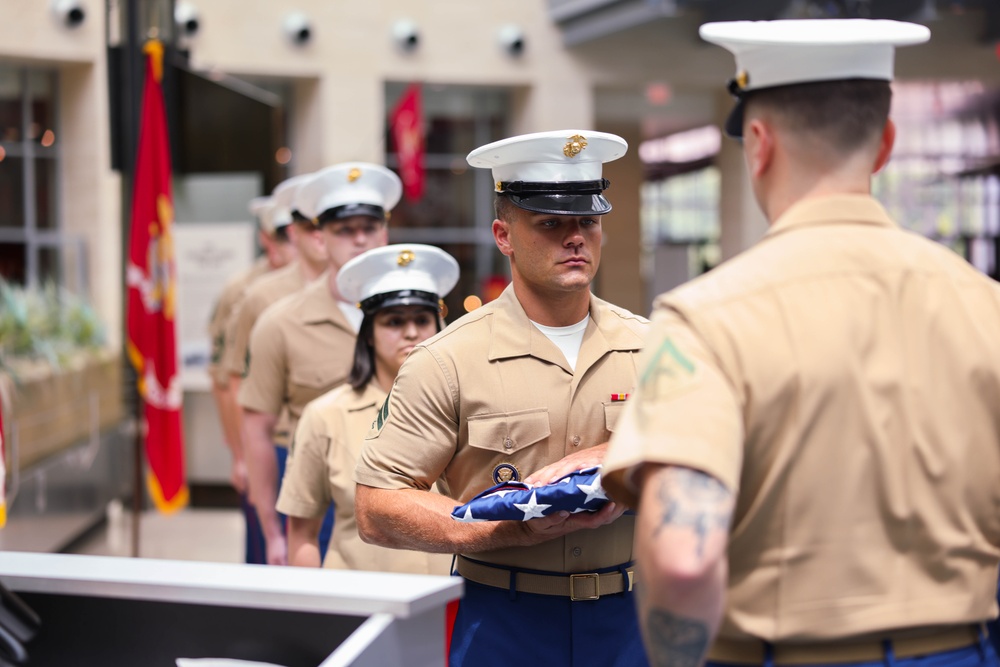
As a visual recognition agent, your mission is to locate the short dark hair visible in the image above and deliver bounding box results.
[347,307,443,390]
[494,195,520,223]
[746,79,892,155]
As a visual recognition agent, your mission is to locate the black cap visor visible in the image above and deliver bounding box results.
[318,203,386,225]
[360,289,439,316]
[507,193,612,216]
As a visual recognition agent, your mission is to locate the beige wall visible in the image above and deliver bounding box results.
[597,122,645,315]
[0,0,122,346]
[186,0,597,168]
[4,1,1000,345]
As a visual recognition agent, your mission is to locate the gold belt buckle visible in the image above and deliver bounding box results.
[569,573,600,601]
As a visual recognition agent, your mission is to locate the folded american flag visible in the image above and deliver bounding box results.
[451,466,609,522]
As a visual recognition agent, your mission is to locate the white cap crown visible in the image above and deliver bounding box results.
[270,173,314,228]
[700,19,930,94]
[248,196,276,234]
[466,129,627,215]
[337,244,460,313]
[296,163,403,222]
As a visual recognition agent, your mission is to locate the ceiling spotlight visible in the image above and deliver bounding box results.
[391,19,420,52]
[51,0,85,28]
[283,12,313,46]
[175,2,200,38]
[497,24,525,57]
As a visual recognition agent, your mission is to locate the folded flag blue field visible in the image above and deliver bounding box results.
[451,466,609,522]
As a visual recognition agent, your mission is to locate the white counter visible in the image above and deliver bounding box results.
[0,552,463,667]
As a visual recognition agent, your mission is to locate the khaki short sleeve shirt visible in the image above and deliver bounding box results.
[207,258,270,388]
[604,194,1000,642]
[223,261,306,379]
[238,276,357,446]
[278,382,452,575]
[355,285,649,572]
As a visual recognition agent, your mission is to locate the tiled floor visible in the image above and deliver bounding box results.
[67,500,245,563]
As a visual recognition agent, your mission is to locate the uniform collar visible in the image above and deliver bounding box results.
[767,194,896,238]
[344,381,387,412]
[487,284,643,364]
[299,272,355,332]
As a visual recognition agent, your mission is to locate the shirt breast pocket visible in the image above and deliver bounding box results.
[467,408,551,455]
[603,401,626,434]
[289,362,348,407]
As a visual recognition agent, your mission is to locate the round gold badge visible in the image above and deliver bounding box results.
[492,462,521,485]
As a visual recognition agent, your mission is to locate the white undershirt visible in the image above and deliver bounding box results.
[530,315,589,371]
[338,302,364,332]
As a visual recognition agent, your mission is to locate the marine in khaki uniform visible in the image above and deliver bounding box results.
[222,174,329,400]
[240,163,398,566]
[354,131,650,667]
[602,20,1000,667]
[278,244,459,576]
[206,196,296,564]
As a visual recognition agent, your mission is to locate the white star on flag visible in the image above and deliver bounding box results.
[492,489,517,498]
[577,475,608,504]
[456,505,486,523]
[514,491,551,521]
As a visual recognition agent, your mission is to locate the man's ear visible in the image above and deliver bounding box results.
[872,118,896,175]
[493,219,513,257]
[744,118,774,179]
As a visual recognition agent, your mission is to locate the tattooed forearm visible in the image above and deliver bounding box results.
[644,607,710,667]
[652,467,733,558]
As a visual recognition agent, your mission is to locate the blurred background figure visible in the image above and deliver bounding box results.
[279,243,458,574]
[239,163,399,565]
[206,195,296,564]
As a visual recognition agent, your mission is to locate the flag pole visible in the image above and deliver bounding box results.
[125,0,144,559]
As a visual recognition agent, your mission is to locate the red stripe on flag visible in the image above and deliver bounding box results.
[390,83,425,202]
[126,40,187,513]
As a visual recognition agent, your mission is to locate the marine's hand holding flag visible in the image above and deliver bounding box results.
[451,466,610,523]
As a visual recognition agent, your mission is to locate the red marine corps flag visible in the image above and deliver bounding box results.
[125,40,188,513]
[390,83,425,201]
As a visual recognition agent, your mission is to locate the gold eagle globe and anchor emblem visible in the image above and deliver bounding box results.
[397,249,415,267]
[563,134,588,158]
[347,167,362,182]
[736,70,750,91]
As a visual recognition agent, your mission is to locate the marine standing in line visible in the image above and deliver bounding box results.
[278,243,458,576]
[354,130,651,666]
[206,195,296,564]
[241,163,398,566]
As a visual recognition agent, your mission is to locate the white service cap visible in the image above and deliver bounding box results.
[248,196,276,235]
[271,173,315,228]
[699,19,930,137]
[337,244,460,315]
[466,129,627,215]
[296,162,403,224]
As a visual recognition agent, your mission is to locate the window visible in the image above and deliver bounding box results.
[0,65,68,288]
[874,81,1000,278]
[384,83,510,321]
[641,165,722,285]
